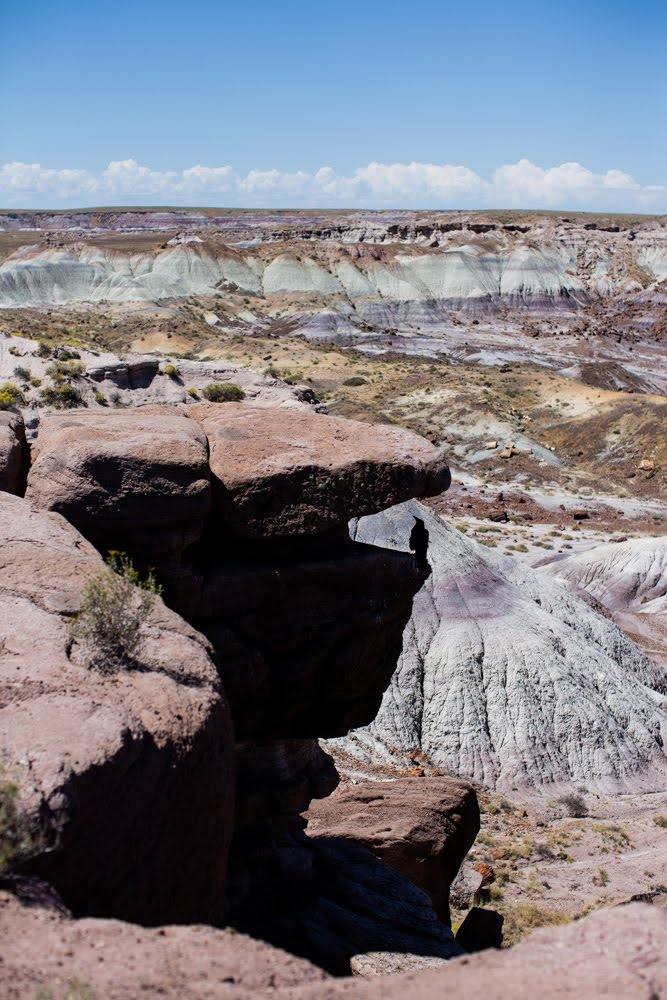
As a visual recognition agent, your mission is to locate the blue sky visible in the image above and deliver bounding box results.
[1,0,665,210]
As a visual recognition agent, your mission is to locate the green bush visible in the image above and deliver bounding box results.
[162,363,180,380]
[13,366,31,382]
[39,383,84,408]
[35,341,53,358]
[202,382,245,402]
[0,770,35,875]
[94,389,107,406]
[47,360,85,383]
[0,382,25,410]
[186,387,200,399]
[70,552,162,673]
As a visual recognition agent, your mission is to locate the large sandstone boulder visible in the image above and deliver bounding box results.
[293,903,667,999]
[335,501,667,791]
[0,493,234,925]
[306,777,480,919]
[190,403,450,537]
[25,409,211,559]
[0,411,27,494]
[0,882,328,999]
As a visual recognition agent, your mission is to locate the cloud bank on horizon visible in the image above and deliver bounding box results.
[1,157,665,212]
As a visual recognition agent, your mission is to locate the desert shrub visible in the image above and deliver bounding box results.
[70,552,162,673]
[0,771,35,875]
[53,346,80,361]
[202,382,245,402]
[29,375,42,388]
[13,366,31,382]
[343,376,367,386]
[39,383,84,409]
[501,903,571,948]
[162,363,180,379]
[654,815,667,828]
[93,389,107,406]
[0,382,25,410]
[47,360,85,383]
[557,793,588,818]
[35,341,53,358]
[186,387,200,399]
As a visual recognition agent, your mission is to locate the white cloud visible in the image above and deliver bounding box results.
[0,157,664,211]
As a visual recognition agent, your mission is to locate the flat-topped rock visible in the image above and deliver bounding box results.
[0,493,234,925]
[0,411,27,494]
[190,403,450,537]
[306,776,480,920]
[25,408,211,558]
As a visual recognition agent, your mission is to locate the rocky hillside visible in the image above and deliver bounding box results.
[333,500,666,791]
[1,220,666,311]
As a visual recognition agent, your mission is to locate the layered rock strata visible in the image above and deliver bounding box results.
[333,500,667,791]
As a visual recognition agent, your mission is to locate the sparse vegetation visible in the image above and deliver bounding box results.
[70,552,162,673]
[557,793,588,818]
[39,383,84,408]
[500,903,571,948]
[162,363,180,379]
[13,366,31,382]
[202,382,245,402]
[93,389,107,406]
[343,376,368,386]
[0,382,24,410]
[186,387,199,399]
[0,770,35,874]
[653,815,667,828]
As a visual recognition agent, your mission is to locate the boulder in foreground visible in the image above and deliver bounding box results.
[0,493,234,925]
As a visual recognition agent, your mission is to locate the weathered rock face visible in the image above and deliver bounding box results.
[231,837,463,977]
[192,403,450,538]
[0,492,234,926]
[542,536,667,613]
[177,540,425,740]
[292,903,667,999]
[0,411,27,495]
[0,882,329,999]
[306,777,480,920]
[25,409,211,559]
[17,404,449,951]
[335,500,667,792]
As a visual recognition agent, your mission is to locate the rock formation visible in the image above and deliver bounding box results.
[1,884,664,998]
[4,402,457,971]
[0,880,329,999]
[0,412,27,495]
[306,776,480,920]
[332,500,667,791]
[541,537,667,686]
[292,903,667,999]
[0,492,234,925]
[542,536,667,612]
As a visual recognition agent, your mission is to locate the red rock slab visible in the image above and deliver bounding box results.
[190,402,450,537]
[306,776,480,919]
